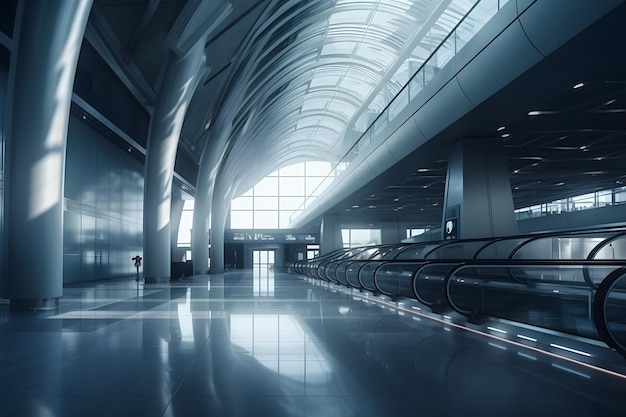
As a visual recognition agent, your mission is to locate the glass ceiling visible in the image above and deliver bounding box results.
[217,0,504,218]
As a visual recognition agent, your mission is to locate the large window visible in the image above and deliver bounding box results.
[177,200,194,247]
[514,186,626,220]
[341,228,381,248]
[230,161,332,229]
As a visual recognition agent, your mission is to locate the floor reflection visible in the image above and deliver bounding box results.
[0,270,625,417]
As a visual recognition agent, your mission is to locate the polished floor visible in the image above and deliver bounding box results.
[1,268,626,417]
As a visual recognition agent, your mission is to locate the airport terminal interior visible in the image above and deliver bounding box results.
[1,0,626,415]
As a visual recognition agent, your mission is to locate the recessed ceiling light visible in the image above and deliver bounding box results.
[501,133,510,138]
[556,182,565,186]
[573,82,584,89]
[394,198,399,202]
[497,126,506,131]
[605,99,616,106]
[417,168,429,172]
[370,194,376,197]
[368,205,376,209]
[528,110,542,116]
[513,169,520,174]
[352,205,359,208]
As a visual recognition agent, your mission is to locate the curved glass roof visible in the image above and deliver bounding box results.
[214,0,495,204]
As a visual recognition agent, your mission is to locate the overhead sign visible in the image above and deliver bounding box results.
[226,232,319,244]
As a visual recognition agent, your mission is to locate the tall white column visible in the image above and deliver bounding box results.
[191,157,212,274]
[143,40,206,283]
[6,0,93,310]
[208,178,233,274]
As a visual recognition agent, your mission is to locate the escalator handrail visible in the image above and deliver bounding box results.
[592,265,626,359]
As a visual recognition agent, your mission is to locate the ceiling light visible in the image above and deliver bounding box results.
[352,205,359,208]
[573,82,584,89]
[497,126,505,131]
[368,205,376,209]
[513,169,519,174]
[556,182,565,186]
[417,168,429,172]
[82,115,87,120]
[605,99,616,105]
[394,198,399,202]
[501,133,510,138]
[527,110,557,116]
[370,194,376,197]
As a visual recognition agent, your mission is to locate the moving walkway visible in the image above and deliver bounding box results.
[288,227,626,360]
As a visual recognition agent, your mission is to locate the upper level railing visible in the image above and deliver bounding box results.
[290,0,512,223]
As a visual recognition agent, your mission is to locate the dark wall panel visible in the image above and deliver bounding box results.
[0,52,6,297]
[64,114,144,283]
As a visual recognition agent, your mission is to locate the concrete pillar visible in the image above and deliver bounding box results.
[143,41,205,283]
[320,215,343,255]
[209,178,233,274]
[441,138,518,240]
[191,158,212,274]
[6,0,93,310]
[380,221,402,244]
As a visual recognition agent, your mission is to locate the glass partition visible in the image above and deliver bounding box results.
[359,262,385,292]
[447,263,623,342]
[375,262,422,298]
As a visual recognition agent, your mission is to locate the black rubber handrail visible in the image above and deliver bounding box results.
[593,266,626,359]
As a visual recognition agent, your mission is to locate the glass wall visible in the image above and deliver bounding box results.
[230,161,332,229]
[515,186,626,220]
[341,228,381,248]
[177,200,194,247]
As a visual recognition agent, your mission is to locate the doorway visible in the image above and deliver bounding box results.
[252,250,275,296]
[253,250,275,267]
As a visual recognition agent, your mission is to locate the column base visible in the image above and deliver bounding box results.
[10,298,59,312]
[144,276,171,284]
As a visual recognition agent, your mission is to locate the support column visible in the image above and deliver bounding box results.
[208,177,234,274]
[441,138,518,240]
[143,41,206,283]
[320,215,343,255]
[380,221,402,244]
[191,159,213,274]
[6,0,93,310]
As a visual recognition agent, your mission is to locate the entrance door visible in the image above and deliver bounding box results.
[253,250,275,267]
[252,250,275,296]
